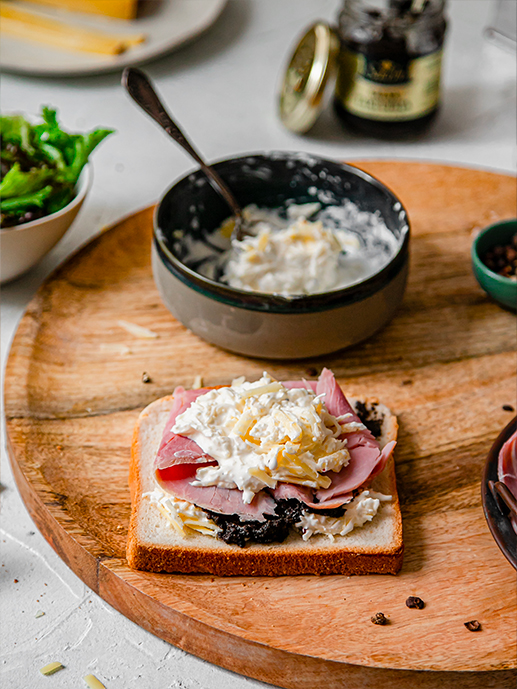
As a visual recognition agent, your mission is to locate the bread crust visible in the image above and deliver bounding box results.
[127,390,403,576]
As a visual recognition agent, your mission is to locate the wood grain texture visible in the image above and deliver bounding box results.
[4,162,517,688]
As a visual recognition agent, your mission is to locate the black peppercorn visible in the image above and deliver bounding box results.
[464,620,481,632]
[371,612,389,625]
[482,233,517,279]
[406,596,425,609]
[142,372,152,384]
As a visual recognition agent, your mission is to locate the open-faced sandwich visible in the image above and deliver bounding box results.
[127,368,403,576]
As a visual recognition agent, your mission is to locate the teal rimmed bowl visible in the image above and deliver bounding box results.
[472,219,517,312]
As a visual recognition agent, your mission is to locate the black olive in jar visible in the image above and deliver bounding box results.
[334,0,447,138]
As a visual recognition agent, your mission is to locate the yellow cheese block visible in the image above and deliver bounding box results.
[0,1,145,54]
[21,0,138,20]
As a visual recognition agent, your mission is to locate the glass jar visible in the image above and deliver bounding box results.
[334,0,447,137]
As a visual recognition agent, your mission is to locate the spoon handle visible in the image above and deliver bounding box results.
[122,67,243,223]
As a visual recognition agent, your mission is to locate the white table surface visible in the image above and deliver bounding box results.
[1,1,516,687]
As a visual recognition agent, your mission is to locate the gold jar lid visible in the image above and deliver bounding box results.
[279,22,340,134]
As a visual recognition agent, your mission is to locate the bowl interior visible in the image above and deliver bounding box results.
[155,153,409,288]
[473,219,517,262]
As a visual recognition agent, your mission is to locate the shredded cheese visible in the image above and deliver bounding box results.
[0,3,145,55]
[117,320,158,339]
[40,662,64,676]
[83,675,106,689]
[172,374,350,503]
[145,491,220,537]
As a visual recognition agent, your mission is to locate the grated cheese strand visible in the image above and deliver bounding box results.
[40,662,64,676]
[84,675,106,689]
[117,320,158,339]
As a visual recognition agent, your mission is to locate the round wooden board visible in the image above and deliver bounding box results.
[5,162,517,689]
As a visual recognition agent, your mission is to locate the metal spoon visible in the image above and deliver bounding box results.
[122,67,247,241]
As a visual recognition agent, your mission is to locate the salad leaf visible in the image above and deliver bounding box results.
[1,186,54,212]
[0,163,53,198]
[1,107,113,228]
[0,114,35,156]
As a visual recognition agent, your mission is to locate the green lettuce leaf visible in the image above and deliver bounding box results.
[1,186,54,212]
[0,163,53,198]
[0,114,35,155]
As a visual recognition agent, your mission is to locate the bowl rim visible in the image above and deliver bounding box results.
[481,415,517,571]
[0,162,92,234]
[153,151,411,314]
[471,218,517,287]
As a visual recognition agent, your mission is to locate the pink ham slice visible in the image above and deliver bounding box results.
[157,468,277,521]
[272,481,354,509]
[313,368,394,504]
[273,369,395,509]
[155,386,276,521]
[498,429,517,533]
[499,430,517,497]
[156,387,214,470]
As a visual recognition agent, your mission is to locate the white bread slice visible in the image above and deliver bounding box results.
[127,391,403,576]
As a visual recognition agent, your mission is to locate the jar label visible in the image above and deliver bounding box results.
[336,49,443,121]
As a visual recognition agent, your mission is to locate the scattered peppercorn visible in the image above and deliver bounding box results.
[502,404,515,412]
[464,620,481,632]
[482,233,517,279]
[305,367,318,377]
[406,596,425,609]
[142,372,152,384]
[371,612,389,625]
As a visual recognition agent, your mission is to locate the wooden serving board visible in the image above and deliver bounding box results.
[5,162,517,689]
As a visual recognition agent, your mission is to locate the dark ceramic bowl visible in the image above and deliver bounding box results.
[481,416,517,570]
[153,152,410,359]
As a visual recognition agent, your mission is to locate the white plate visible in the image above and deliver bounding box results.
[0,0,227,76]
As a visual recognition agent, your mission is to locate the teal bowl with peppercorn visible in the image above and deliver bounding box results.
[472,219,517,312]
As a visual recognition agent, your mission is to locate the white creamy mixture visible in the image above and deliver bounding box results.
[220,202,399,296]
[172,374,352,504]
[296,490,392,541]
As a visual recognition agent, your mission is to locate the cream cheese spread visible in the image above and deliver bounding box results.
[220,202,399,297]
[171,374,350,504]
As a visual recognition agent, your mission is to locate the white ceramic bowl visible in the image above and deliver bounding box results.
[0,164,91,284]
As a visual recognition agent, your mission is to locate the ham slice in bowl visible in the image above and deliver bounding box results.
[498,429,517,533]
